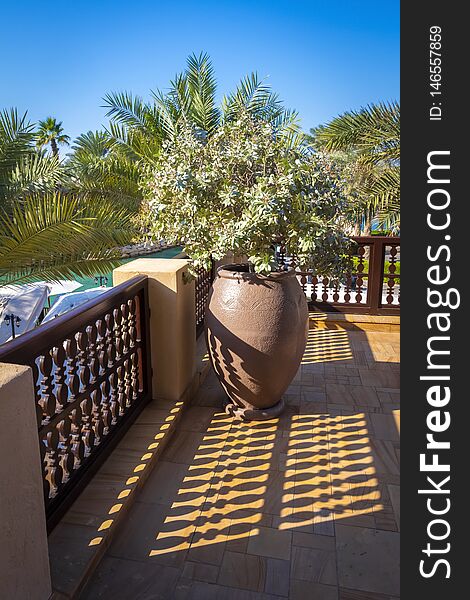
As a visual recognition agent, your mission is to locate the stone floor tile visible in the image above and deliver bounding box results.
[369,440,399,478]
[290,580,338,600]
[80,556,180,599]
[181,560,220,583]
[290,545,338,586]
[218,551,267,592]
[264,557,290,597]
[48,522,100,597]
[116,422,173,452]
[75,325,400,599]
[335,514,376,529]
[335,525,399,596]
[98,447,148,479]
[370,414,400,442]
[292,531,335,551]
[187,540,227,566]
[179,406,219,432]
[174,579,220,600]
[108,501,193,566]
[358,369,399,390]
[301,389,327,403]
[134,406,175,425]
[61,494,121,529]
[313,518,335,537]
[271,515,315,534]
[176,581,282,600]
[339,587,399,599]
[138,460,191,505]
[374,507,398,532]
[387,485,400,531]
[247,526,292,561]
[161,430,208,464]
[193,375,228,408]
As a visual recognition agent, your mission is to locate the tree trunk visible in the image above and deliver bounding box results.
[50,138,58,157]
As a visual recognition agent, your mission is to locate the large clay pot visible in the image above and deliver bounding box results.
[205,263,308,420]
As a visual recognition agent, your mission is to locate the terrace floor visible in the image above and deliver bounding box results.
[75,321,400,600]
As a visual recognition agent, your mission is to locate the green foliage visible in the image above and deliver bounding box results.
[314,102,399,161]
[145,113,350,275]
[67,130,143,209]
[0,193,135,286]
[36,116,70,157]
[0,109,137,286]
[313,102,400,232]
[0,109,63,207]
[0,108,35,176]
[103,53,306,166]
[1,56,399,288]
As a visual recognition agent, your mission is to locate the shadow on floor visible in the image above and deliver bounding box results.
[78,325,400,600]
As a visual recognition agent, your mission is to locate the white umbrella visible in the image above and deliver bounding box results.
[0,285,50,345]
[42,287,107,323]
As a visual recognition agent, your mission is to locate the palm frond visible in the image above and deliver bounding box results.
[5,153,65,201]
[103,92,153,132]
[315,101,400,163]
[2,256,125,287]
[315,101,400,232]
[361,167,400,209]
[152,74,191,139]
[0,193,135,286]
[71,130,112,156]
[185,52,220,135]
[36,117,70,151]
[377,199,400,232]
[0,108,36,179]
[222,73,283,123]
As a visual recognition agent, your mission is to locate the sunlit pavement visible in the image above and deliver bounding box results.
[77,326,400,599]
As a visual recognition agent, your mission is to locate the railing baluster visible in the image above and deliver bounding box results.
[355,246,366,304]
[321,277,329,302]
[0,275,152,530]
[291,237,399,315]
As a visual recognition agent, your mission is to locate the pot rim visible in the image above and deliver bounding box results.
[216,263,296,281]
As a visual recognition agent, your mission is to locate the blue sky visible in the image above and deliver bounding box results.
[1,0,399,143]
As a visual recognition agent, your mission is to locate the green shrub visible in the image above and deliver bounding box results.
[145,114,352,275]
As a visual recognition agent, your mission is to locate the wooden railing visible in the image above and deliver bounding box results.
[295,236,400,315]
[193,237,400,330]
[0,275,152,530]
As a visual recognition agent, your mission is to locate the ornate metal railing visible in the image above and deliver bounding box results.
[0,275,152,530]
[295,236,400,315]
[195,262,216,336]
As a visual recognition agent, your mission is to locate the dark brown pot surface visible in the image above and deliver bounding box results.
[205,264,308,419]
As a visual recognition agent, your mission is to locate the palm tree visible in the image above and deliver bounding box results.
[313,101,400,231]
[0,109,136,286]
[67,130,142,209]
[1,109,63,208]
[0,193,134,287]
[103,52,304,164]
[36,117,70,157]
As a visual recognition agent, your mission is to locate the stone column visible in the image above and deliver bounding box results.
[113,258,196,402]
[0,363,52,600]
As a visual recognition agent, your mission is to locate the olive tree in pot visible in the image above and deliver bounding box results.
[146,113,351,419]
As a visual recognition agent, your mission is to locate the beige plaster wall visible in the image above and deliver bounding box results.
[113,258,196,402]
[0,363,52,600]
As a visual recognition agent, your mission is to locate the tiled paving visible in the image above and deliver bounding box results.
[80,325,400,599]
